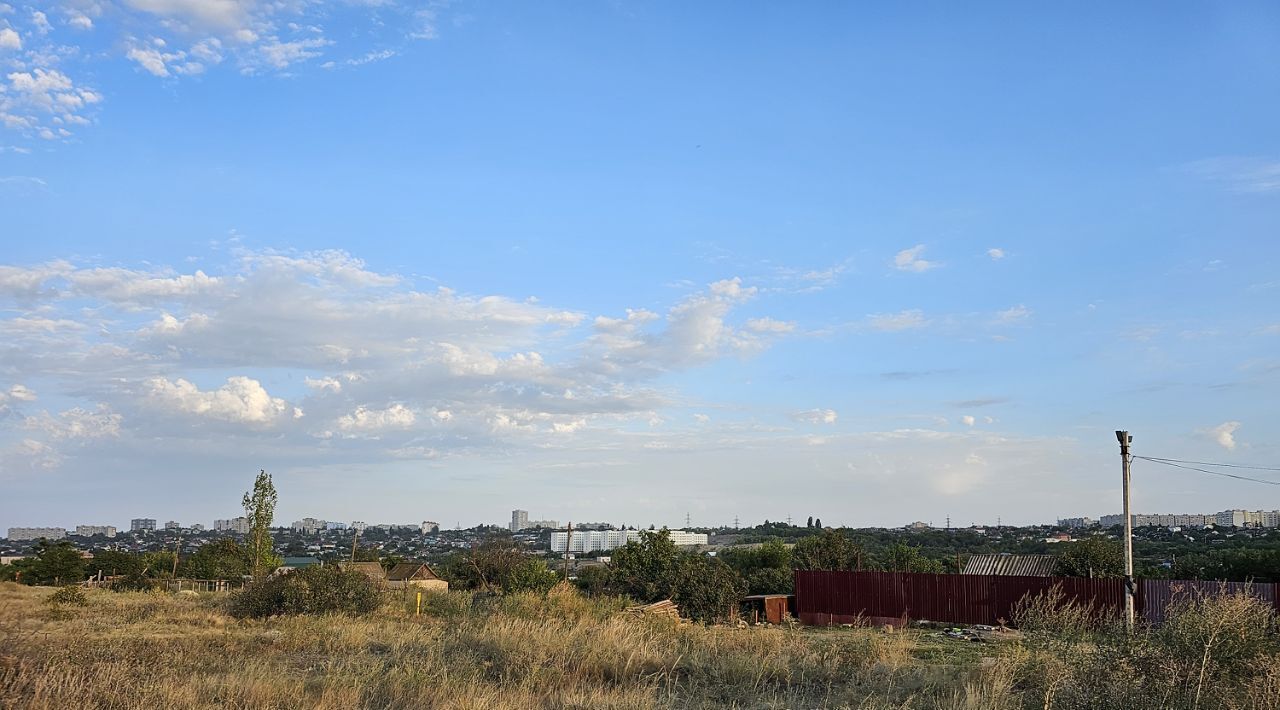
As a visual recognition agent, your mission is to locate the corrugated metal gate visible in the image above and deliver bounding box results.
[795,571,1280,626]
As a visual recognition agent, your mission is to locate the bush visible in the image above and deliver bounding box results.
[229,565,382,618]
[46,585,88,606]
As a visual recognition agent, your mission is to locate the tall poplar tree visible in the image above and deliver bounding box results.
[242,469,279,579]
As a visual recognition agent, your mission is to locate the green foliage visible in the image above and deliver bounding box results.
[242,469,279,579]
[720,539,794,594]
[608,529,682,601]
[572,564,611,596]
[379,554,406,572]
[672,556,746,623]
[607,529,745,622]
[504,559,559,595]
[744,567,794,595]
[884,542,945,573]
[0,564,15,582]
[86,550,144,578]
[18,540,87,586]
[439,537,533,592]
[141,551,177,579]
[791,529,865,571]
[45,585,88,606]
[1174,549,1280,583]
[1054,536,1124,578]
[229,565,382,618]
[180,538,249,580]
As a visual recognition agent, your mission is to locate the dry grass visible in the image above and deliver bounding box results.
[2,582,1278,709]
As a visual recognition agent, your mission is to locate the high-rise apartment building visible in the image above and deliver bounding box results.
[510,510,529,532]
[73,525,117,537]
[421,521,440,534]
[213,517,251,534]
[7,527,67,541]
[130,518,157,532]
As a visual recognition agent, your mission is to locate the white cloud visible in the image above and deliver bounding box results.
[1205,421,1242,451]
[67,11,94,30]
[26,405,122,440]
[961,415,976,427]
[987,248,1005,260]
[0,27,20,50]
[304,376,342,393]
[1185,157,1280,194]
[31,10,50,34]
[995,305,1032,325]
[867,309,927,332]
[793,409,838,425]
[745,317,795,334]
[893,245,939,273]
[145,376,292,425]
[336,404,416,433]
[8,383,36,401]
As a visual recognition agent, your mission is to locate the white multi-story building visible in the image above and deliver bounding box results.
[7,527,67,541]
[73,525,117,537]
[1058,517,1096,529]
[351,521,368,534]
[1216,510,1247,528]
[326,521,348,531]
[291,518,327,534]
[213,517,251,534]
[165,521,180,530]
[421,521,440,534]
[510,510,529,532]
[550,529,709,554]
[130,518,157,532]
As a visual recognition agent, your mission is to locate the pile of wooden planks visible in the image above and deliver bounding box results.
[625,599,681,619]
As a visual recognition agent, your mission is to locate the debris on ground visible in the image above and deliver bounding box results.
[624,599,681,620]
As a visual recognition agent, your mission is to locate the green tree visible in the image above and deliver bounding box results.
[181,538,249,580]
[242,469,280,579]
[86,550,144,578]
[19,540,87,586]
[791,528,865,571]
[1053,536,1124,578]
[440,537,529,591]
[673,556,746,622]
[806,516,813,528]
[884,542,945,573]
[505,558,559,594]
[608,529,682,601]
[814,518,822,529]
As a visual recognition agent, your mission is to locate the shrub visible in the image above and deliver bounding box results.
[46,585,88,607]
[504,559,559,594]
[229,565,382,618]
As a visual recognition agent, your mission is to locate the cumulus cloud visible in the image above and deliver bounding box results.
[1204,421,1242,451]
[961,415,976,427]
[0,27,20,50]
[336,404,416,434]
[145,376,293,425]
[893,245,939,273]
[987,248,1005,260]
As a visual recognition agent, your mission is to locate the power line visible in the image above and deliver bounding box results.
[1134,456,1280,486]
[1139,456,1280,472]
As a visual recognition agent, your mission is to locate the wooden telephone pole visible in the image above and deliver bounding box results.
[1117,430,1135,631]
[562,522,573,581]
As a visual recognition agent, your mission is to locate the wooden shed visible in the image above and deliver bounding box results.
[385,562,448,591]
[742,594,794,624]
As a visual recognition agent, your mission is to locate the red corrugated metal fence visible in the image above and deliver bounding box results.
[795,571,1278,627]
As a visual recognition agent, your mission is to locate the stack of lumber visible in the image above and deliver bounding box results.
[625,599,681,619]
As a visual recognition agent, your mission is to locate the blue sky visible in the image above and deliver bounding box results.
[1,1,1278,531]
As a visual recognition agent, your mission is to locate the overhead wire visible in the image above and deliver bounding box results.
[1133,456,1280,487]
[1137,456,1280,472]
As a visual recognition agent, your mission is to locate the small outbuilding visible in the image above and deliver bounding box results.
[961,554,1057,577]
[742,594,795,624]
[385,562,448,591]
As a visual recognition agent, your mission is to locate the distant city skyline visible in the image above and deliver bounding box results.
[2,3,1277,530]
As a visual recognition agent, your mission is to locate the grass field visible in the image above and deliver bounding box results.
[1,581,1278,709]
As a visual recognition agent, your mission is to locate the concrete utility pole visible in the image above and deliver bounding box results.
[1116,430,1135,631]
[562,522,573,581]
